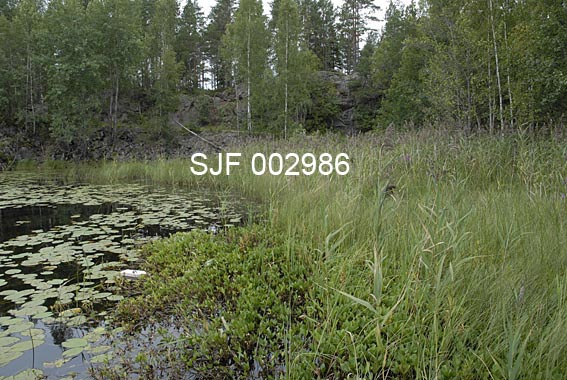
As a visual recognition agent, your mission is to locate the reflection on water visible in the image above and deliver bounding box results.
[0,172,246,378]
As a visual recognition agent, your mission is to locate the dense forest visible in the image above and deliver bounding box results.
[1,0,566,148]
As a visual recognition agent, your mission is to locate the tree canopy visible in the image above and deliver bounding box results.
[1,0,566,143]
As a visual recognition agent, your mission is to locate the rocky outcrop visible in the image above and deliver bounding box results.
[0,72,362,168]
[0,123,257,167]
[172,71,360,132]
[316,71,359,130]
[174,91,236,129]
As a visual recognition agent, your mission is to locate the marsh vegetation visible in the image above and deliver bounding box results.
[0,174,244,378]
[29,129,566,379]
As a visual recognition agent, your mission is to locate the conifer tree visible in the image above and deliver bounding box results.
[205,0,234,89]
[338,0,379,73]
[176,0,205,91]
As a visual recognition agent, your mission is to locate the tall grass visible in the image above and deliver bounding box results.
[64,129,567,378]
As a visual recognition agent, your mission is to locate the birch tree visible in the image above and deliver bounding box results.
[224,0,268,132]
[275,0,316,137]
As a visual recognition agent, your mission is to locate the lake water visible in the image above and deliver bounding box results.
[0,172,245,379]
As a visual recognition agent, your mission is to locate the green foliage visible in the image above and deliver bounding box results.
[114,227,314,378]
[176,0,205,92]
[154,47,181,116]
[272,0,317,137]
[223,0,269,132]
[508,0,567,125]
[205,0,234,89]
[0,14,17,121]
[379,35,428,127]
[351,38,379,130]
[304,76,340,131]
[81,131,567,378]
[337,0,379,72]
[44,0,101,143]
[87,0,142,132]
[297,0,340,71]
[2,0,567,139]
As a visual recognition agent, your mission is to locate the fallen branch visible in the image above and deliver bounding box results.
[174,120,224,152]
[3,155,17,171]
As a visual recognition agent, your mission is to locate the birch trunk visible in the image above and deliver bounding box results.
[246,12,252,133]
[504,22,513,129]
[489,0,504,132]
[284,17,289,139]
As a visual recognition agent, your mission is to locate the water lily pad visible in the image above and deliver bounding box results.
[20,328,44,337]
[0,351,24,367]
[20,299,45,309]
[62,346,87,358]
[2,320,34,335]
[106,294,124,301]
[32,281,52,290]
[11,305,48,317]
[43,358,68,368]
[10,339,45,352]
[88,352,112,364]
[66,315,88,326]
[0,336,19,347]
[62,337,89,349]
[92,292,112,300]
[9,368,45,380]
[0,316,22,326]
[59,308,81,318]
[33,311,53,320]
[87,345,111,354]
[47,279,66,285]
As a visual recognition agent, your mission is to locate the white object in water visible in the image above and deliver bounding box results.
[120,269,148,279]
[208,225,219,234]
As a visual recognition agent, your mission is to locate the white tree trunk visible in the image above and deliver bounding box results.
[246,12,252,133]
[504,22,514,129]
[489,0,504,132]
[284,17,289,139]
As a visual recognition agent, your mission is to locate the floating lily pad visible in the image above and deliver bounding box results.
[92,292,112,300]
[2,320,34,335]
[43,358,67,369]
[8,369,45,380]
[0,337,19,347]
[11,305,48,317]
[20,299,45,309]
[0,290,18,297]
[20,328,44,337]
[33,311,53,320]
[62,337,89,349]
[106,294,124,301]
[0,351,24,367]
[10,339,45,352]
[89,352,112,364]
[66,315,88,326]
[86,345,111,355]
[62,346,87,358]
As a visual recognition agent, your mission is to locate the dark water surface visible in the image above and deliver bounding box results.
[0,172,246,379]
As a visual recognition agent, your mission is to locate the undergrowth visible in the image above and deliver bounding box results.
[63,129,567,379]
